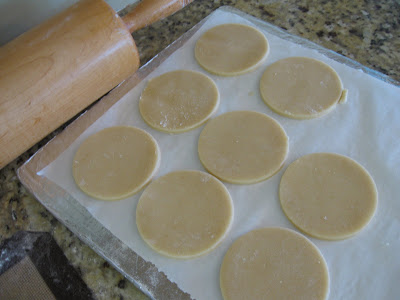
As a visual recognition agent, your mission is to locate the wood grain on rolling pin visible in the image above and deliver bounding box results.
[0,0,139,169]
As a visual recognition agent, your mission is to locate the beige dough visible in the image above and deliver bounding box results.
[198,111,288,184]
[72,126,160,201]
[220,227,329,300]
[260,57,346,119]
[195,23,269,76]
[139,70,219,133]
[280,153,378,240]
[136,170,233,258]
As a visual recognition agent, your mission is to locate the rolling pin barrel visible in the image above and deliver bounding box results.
[0,0,139,169]
[0,0,192,169]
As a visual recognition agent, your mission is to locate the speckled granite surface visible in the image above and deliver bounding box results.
[1,0,399,299]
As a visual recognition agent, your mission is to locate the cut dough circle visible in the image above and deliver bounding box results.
[260,57,345,119]
[198,111,288,184]
[136,170,233,258]
[220,227,329,300]
[279,153,378,240]
[72,126,160,201]
[139,70,219,133]
[195,23,269,76]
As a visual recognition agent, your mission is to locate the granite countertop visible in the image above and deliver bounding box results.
[1,0,399,299]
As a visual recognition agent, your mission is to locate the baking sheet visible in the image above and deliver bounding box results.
[19,6,400,300]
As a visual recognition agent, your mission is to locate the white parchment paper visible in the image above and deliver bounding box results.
[39,9,400,300]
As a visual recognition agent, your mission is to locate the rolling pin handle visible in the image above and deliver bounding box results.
[122,0,194,33]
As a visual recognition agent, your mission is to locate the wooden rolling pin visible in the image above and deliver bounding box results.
[0,0,193,169]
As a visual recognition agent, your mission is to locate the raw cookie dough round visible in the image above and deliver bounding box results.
[260,57,345,119]
[72,126,160,201]
[279,153,378,240]
[139,70,219,133]
[198,111,288,184]
[195,23,269,76]
[220,227,329,300]
[136,170,233,258]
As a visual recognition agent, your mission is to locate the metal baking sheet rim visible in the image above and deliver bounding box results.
[17,6,400,300]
